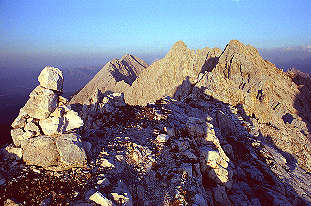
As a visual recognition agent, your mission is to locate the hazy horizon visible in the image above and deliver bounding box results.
[1,0,311,71]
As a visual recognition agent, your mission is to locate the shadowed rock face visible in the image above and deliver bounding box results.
[70,54,148,105]
[123,40,311,172]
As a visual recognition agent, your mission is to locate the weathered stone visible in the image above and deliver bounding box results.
[22,86,58,119]
[200,146,232,189]
[100,159,115,168]
[3,144,23,160]
[22,136,59,167]
[63,110,84,131]
[4,199,21,206]
[112,180,133,206]
[55,133,87,169]
[213,185,231,206]
[216,110,236,137]
[39,116,64,136]
[89,191,112,206]
[186,117,206,138]
[11,128,25,147]
[156,134,170,143]
[24,120,41,136]
[124,41,221,105]
[11,109,28,129]
[38,66,63,92]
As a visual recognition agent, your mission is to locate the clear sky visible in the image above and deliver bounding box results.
[1,0,311,68]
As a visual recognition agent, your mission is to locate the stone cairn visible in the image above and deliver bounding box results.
[9,66,87,171]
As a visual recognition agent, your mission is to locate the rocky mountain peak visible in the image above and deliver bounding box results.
[2,40,311,205]
[70,54,148,105]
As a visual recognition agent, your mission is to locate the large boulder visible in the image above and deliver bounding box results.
[38,66,64,92]
[22,133,87,170]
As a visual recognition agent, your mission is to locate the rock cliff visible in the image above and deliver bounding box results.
[70,54,148,105]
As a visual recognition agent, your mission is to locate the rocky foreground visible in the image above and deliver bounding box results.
[1,41,311,205]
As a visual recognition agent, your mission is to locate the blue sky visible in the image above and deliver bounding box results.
[1,0,311,68]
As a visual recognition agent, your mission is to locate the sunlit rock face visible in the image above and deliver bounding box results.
[69,54,149,105]
[124,41,222,105]
[124,40,311,172]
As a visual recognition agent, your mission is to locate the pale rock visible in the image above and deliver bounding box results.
[63,110,84,131]
[22,136,59,167]
[55,133,87,169]
[4,199,21,206]
[22,86,58,119]
[38,66,63,92]
[58,96,68,106]
[109,93,126,107]
[100,159,115,168]
[11,129,34,147]
[4,144,23,160]
[200,146,232,188]
[11,110,28,129]
[70,54,148,105]
[24,120,41,136]
[39,116,64,135]
[50,106,68,118]
[156,134,170,143]
[112,180,133,206]
[89,191,112,206]
[11,128,25,147]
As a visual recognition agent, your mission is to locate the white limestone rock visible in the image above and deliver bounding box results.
[38,66,63,92]
[89,191,112,206]
[3,144,23,160]
[39,116,64,136]
[55,133,87,169]
[11,128,34,147]
[22,136,59,167]
[63,110,84,131]
[11,109,28,129]
[156,134,170,143]
[22,86,58,119]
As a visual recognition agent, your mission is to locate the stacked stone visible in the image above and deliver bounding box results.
[9,66,86,171]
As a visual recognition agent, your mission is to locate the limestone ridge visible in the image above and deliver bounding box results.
[9,66,86,171]
[196,40,311,172]
[70,54,148,105]
[124,41,222,105]
[123,40,311,173]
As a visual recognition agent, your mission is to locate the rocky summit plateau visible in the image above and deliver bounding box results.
[1,40,311,206]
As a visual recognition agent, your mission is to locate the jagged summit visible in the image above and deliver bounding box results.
[124,41,222,105]
[69,54,148,105]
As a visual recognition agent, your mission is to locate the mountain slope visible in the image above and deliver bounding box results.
[124,41,222,105]
[70,54,148,105]
[123,40,311,172]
